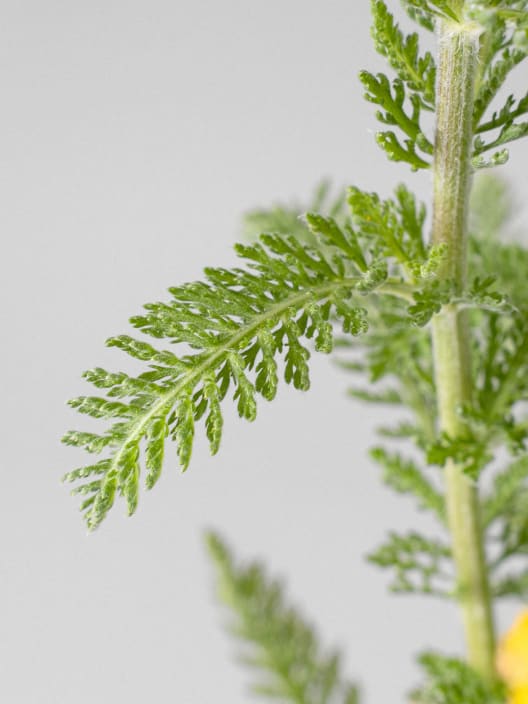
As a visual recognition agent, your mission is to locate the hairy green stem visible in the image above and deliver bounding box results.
[430,18,496,679]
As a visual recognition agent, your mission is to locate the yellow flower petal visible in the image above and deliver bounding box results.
[497,610,528,686]
[511,685,528,704]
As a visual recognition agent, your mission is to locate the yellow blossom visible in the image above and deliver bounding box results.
[497,610,528,704]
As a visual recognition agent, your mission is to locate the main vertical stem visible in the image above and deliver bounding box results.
[430,18,496,679]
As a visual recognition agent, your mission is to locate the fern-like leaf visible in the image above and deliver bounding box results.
[367,531,452,596]
[474,49,527,128]
[242,181,348,245]
[63,190,424,529]
[359,70,433,170]
[206,532,359,704]
[371,0,436,107]
[412,652,506,704]
[483,456,528,527]
[400,1,460,25]
[492,571,528,599]
[370,447,445,522]
[471,5,528,171]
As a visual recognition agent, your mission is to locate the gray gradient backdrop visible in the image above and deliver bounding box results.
[3,2,528,703]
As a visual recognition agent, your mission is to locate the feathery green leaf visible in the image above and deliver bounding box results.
[64,187,428,529]
[372,1,436,106]
[367,531,452,596]
[370,447,445,521]
[207,532,359,704]
[359,71,433,170]
[412,652,506,704]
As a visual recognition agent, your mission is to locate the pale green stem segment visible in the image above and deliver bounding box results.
[430,18,496,679]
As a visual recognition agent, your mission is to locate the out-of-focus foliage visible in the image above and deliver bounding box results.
[207,533,359,704]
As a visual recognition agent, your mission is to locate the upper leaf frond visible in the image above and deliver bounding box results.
[359,70,433,171]
[400,1,462,28]
[471,4,528,166]
[372,1,436,107]
[63,187,427,529]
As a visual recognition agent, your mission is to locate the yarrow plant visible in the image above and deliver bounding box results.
[62,1,528,701]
